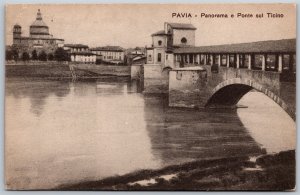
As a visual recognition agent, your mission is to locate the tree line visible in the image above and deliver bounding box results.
[6,48,70,62]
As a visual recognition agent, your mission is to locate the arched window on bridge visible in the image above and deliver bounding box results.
[265,54,277,71]
[200,54,205,65]
[292,54,296,73]
[221,55,227,66]
[283,54,291,71]
[239,54,247,69]
[229,54,235,68]
[157,53,161,62]
[253,54,264,70]
[189,54,193,64]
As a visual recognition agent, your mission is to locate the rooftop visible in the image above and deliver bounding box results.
[173,39,296,54]
[64,44,89,48]
[151,30,168,36]
[30,9,48,27]
[168,23,197,30]
[90,46,124,52]
[70,51,96,55]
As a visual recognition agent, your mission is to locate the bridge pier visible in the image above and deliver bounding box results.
[130,64,142,80]
[143,64,169,93]
[169,67,208,108]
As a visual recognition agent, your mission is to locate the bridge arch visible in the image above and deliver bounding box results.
[206,78,295,121]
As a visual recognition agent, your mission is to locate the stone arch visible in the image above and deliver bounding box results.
[162,66,172,73]
[206,78,295,121]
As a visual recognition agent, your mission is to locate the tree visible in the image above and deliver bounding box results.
[54,48,70,61]
[6,50,13,61]
[38,51,47,61]
[22,52,30,61]
[48,53,54,61]
[12,49,19,61]
[32,50,38,60]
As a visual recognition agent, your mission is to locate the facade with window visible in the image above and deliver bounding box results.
[64,44,89,53]
[70,52,96,63]
[146,22,197,67]
[12,9,64,58]
[90,46,125,64]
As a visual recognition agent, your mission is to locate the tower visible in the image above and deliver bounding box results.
[13,24,22,39]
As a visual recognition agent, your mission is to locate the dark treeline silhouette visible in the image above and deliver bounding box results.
[6,48,70,62]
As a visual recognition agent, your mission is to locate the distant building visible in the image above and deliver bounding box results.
[63,44,89,53]
[70,52,96,64]
[12,9,64,57]
[146,22,196,67]
[125,47,146,65]
[90,46,125,64]
[64,44,96,64]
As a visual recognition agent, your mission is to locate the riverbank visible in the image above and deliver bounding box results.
[57,150,295,191]
[5,62,131,78]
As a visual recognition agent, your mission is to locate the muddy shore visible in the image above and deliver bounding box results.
[56,150,295,191]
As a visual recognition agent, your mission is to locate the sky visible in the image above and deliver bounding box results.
[5,4,296,48]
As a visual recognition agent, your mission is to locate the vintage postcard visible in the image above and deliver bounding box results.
[5,4,296,191]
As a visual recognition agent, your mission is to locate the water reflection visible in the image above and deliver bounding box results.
[143,95,264,165]
[6,78,71,116]
[237,91,296,153]
[5,77,294,190]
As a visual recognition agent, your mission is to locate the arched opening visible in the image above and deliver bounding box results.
[237,91,296,153]
[206,84,252,106]
[206,80,295,121]
[157,53,161,62]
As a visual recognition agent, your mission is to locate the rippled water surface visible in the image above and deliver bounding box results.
[5,77,295,189]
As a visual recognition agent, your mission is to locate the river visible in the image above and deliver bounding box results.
[5,77,295,190]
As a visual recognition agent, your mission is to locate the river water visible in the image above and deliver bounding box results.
[5,77,296,190]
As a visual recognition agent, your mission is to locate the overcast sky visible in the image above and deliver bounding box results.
[6,4,296,48]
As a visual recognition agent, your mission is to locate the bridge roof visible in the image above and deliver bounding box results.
[173,39,296,54]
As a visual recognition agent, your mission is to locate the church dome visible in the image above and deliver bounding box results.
[30,9,49,36]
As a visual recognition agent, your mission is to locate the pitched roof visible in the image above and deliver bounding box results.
[168,23,197,30]
[64,44,89,48]
[151,30,167,36]
[173,39,296,54]
[90,46,124,52]
[70,51,96,55]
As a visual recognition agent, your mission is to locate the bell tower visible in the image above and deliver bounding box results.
[13,24,22,39]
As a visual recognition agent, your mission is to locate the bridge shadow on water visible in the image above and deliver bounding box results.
[142,93,266,166]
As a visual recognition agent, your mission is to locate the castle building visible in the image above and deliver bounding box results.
[146,22,196,68]
[12,9,64,57]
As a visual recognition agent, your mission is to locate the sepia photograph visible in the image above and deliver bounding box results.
[4,3,296,191]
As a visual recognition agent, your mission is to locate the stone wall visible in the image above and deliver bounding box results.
[169,67,207,108]
[143,64,168,93]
